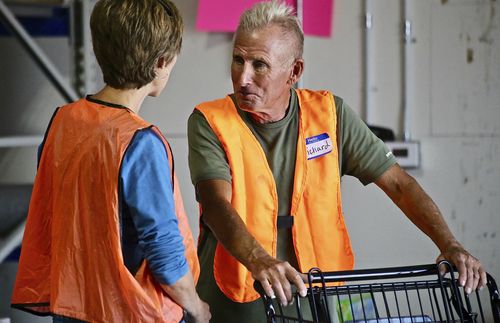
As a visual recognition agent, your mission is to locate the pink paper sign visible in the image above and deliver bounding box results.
[196,0,334,37]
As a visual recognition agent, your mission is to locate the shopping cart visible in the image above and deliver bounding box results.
[256,261,500,323]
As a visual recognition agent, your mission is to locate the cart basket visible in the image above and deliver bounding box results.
[255,261,500,323]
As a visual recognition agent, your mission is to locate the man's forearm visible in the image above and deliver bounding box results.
[375,164,486,292]
[376,164,458,251]
[392,174,458,251]
[200,188,272,270]
[196,179,307,304]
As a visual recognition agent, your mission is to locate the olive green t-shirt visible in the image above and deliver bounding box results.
[187,89,396,323]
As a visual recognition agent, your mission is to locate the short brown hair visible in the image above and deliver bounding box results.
[90,0,183,89]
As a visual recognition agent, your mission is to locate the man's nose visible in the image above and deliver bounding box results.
[237,63,253,86]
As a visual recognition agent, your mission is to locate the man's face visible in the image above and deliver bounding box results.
[231,25,296,114]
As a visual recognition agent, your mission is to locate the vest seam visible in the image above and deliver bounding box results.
[37,106,61,169]
[85,95,133,112]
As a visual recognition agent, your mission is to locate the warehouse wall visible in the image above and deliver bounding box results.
[0,0,498,321]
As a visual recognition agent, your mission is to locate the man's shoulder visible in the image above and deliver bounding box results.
[297,88,343,102]
[189,95,231,122]
[332,94,344,108]
[193,94,239,124]
[296,88,332,98]
[195,95,233,110]
[296,88,345,115]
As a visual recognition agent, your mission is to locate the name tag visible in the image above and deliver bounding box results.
[306,133,333,160]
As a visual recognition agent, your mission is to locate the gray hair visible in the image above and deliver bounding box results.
[236,0,304,59]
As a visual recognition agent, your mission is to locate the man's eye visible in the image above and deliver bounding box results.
[254,61,267,70]
[232,57,244,64]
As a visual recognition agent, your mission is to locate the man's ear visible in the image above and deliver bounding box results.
[288,58,304,85]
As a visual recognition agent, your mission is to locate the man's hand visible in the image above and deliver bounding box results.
[249,254,307,306]
[436,242,487,294]
[197,179,307,306]
[184,298,211,323]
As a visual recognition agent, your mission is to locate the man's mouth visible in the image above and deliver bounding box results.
[239,90,256,98]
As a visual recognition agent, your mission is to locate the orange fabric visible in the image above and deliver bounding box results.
[195,89,354,303]
[11,99,199,322]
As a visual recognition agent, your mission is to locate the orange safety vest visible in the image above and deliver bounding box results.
[195,89,354,303]
[11,98,199,322]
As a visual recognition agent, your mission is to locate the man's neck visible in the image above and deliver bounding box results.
[245,90,292,124]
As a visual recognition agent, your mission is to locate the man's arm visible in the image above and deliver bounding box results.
[375,164,487,293]
[196,179,307,305]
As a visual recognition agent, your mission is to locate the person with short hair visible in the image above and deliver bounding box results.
[11,0,210,322]
[188,1,486,322]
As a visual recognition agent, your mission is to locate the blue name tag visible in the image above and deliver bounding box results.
[306,133,333,160]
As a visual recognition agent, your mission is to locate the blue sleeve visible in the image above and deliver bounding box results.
[121,129,189,285]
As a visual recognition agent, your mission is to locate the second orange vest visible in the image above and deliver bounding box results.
[195,89,355,303]
[12,99,199,322]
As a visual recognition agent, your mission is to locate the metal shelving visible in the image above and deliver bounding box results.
[0,0,97,262]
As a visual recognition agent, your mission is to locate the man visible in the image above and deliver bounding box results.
[12,0,210,322]
[188,1,485,322]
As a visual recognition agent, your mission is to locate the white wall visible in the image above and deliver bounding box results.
[340,0,500,275]
[0,0,499,321]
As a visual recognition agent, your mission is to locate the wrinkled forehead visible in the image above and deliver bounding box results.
[233,25,296,59]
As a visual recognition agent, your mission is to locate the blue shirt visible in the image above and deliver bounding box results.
[119,129,188,285]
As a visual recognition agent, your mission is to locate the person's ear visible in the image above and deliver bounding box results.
[156,56,167,69]
[288,58,304,85]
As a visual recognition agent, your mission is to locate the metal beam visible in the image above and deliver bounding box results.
[70,0,100,96]
[0,135,43,147]
[0,220,25,263]
[363,0,373,124]
[402,0,413,141]
[0,0,78,102]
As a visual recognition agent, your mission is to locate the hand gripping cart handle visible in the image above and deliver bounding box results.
[255,261,500,323]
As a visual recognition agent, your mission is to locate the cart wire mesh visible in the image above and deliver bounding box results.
[256,261,500,323]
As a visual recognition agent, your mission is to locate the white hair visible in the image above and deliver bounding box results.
[236,0,304,59]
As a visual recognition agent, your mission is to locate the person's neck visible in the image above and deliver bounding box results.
[91,85,150,114]
[247,90,291,124]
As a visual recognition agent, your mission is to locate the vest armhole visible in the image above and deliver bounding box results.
[122,126,175,192]
[38,107,61,169]
[150,126,175,192]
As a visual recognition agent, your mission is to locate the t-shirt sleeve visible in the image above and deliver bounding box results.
[121,129,189,285]
[337,97,397,185]
[187,109,231,186]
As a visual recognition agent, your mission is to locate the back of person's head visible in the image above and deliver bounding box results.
[236,0,304,61]
[90,0,183,89]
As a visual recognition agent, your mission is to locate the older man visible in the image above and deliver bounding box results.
[188,1,485,322]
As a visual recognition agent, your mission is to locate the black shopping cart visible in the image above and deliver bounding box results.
[256,261,500,323]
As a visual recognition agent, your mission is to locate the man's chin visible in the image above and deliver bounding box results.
[235,98,256,111]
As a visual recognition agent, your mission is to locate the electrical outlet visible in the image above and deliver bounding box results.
[385,141,420,169]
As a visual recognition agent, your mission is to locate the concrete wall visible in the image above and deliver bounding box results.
[0,0,498,321]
